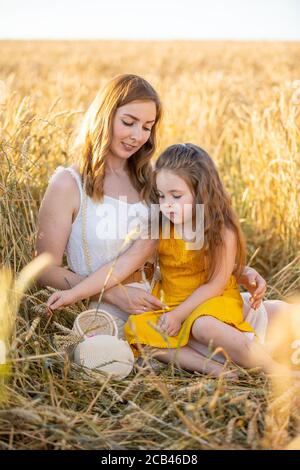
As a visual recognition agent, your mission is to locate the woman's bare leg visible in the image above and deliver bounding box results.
[242,295,300,359]
[264,300,293,340]
[241,295,287,347]
[191,315,300,377]
[149,345,235,378]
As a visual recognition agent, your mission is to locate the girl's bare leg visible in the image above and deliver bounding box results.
[148,344,235,378]
[191,315,300,378]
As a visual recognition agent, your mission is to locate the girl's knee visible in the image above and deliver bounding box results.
[191,316,252,356]
[232,336,252,355]
[191,315,219,343]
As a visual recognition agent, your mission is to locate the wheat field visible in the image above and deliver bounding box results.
[0,40,300,450]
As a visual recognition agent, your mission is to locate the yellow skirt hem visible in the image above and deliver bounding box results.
[125,310,255,353]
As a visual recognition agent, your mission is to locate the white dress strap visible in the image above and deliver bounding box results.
[49,165,83,204]
[64,167,83,204]
[48,165,65,183]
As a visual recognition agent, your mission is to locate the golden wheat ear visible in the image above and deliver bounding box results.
[0,253,54,366]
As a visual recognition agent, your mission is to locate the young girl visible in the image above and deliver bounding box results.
[123,143,300,379]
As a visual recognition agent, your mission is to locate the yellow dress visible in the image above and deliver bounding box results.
[124,225,255,358]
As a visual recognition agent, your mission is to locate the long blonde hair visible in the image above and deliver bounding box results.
[154,143,246,280]
[72,74,162,203]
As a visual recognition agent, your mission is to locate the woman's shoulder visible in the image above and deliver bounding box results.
[48,165,81,192]
[46,166,81,218]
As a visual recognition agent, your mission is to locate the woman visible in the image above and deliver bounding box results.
[36,73,283,369]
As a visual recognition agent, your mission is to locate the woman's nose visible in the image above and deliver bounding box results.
[130,126,143,143]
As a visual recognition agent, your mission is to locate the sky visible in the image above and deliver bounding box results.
[0,0,299,40]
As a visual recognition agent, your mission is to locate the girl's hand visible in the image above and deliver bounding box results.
[47,289,77,310]
[157,311,183,337]
[238,267,267,309]
[104,285,165,315]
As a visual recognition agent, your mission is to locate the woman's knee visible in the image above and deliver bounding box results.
[264,300,288,319]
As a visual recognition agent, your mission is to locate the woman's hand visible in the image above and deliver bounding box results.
[237,266,267,309]
[157,310,183,337]
[47,289,77,311]
[104,285,166,315]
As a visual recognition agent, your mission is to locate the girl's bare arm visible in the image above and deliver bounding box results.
[65,237,158,302]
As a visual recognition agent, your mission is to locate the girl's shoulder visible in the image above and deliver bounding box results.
[223,226,238,249]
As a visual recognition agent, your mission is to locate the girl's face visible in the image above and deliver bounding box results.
[110,100,157,160]
[156,169,195,225]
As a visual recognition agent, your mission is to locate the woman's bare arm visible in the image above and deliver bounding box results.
[36,170,160,310]
[35,170,86,289]
[236,266,267,309]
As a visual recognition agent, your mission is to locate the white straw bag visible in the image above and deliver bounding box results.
[72,309,134,379]
[53,308,134,380]
[73,334,134,379]
[72,309,119,339]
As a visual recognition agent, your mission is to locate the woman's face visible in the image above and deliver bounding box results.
[156,169,195,226]
[110,100,157,160]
